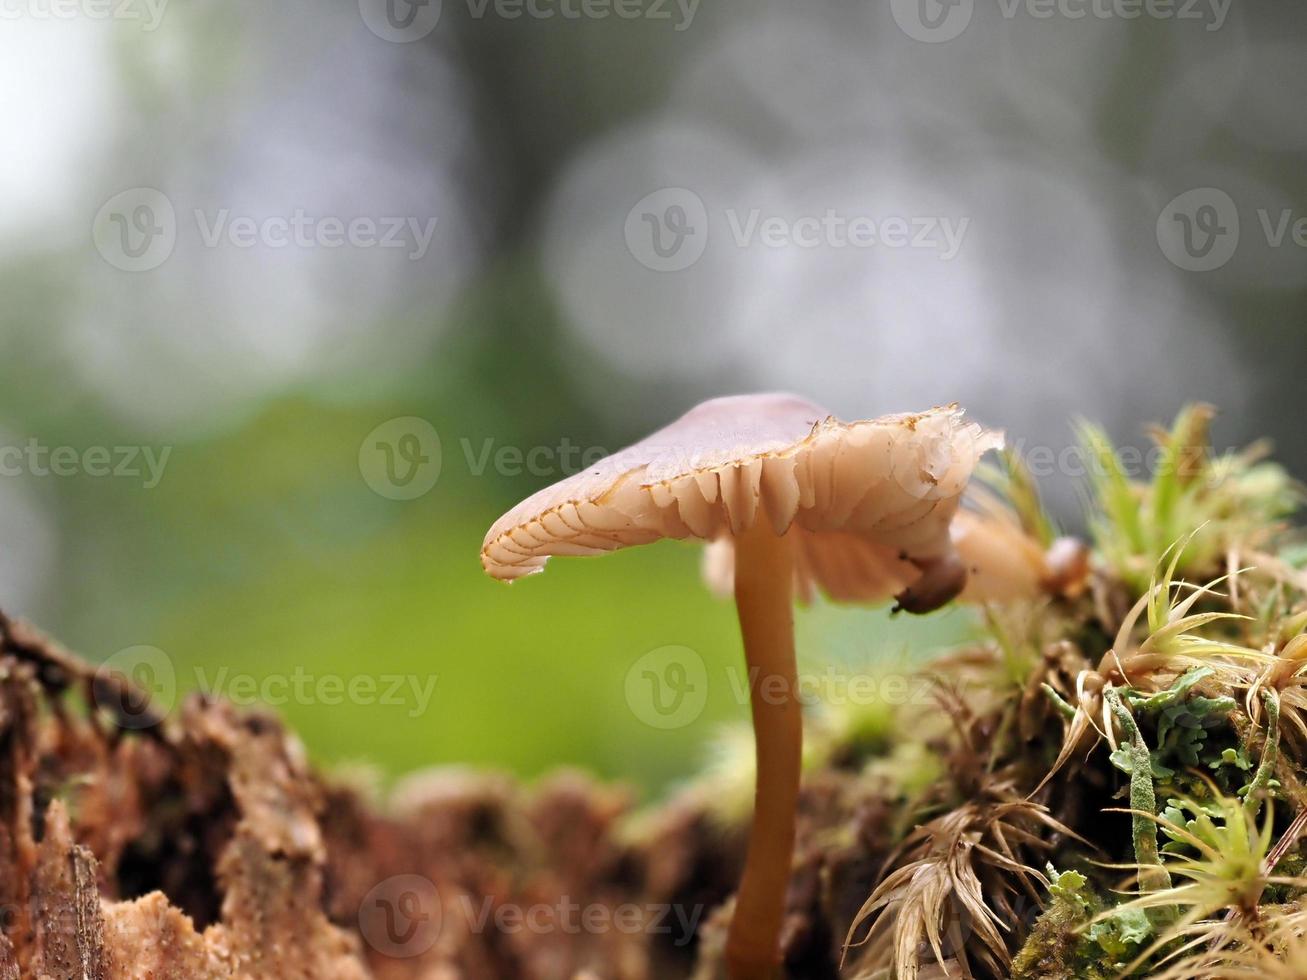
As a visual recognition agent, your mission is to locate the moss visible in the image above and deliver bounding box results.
[824,406,1307,979]
[1010,868,1110,980]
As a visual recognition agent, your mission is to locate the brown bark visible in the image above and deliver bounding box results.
[0,612,753,979]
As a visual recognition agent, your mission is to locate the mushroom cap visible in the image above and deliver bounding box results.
[951,508,1049,604]
[481,394,1001,604]
[950,498,1092,604]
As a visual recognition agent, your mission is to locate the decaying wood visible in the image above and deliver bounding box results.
[0,613,748,979]
[0,610,903,978]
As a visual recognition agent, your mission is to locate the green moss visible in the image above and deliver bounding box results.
[751,406,1307,979]
[1012,866,1167,979]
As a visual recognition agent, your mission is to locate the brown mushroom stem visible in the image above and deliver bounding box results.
[724,517,800,980]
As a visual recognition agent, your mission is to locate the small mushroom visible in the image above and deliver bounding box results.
[480,394,1000,978]
[951,509,1092,603]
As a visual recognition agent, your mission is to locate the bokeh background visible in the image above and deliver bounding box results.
[1,0,1304,797]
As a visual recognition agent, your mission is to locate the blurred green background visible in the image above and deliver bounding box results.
[1,0,1304,797]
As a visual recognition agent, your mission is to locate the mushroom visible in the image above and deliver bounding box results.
[480,394,1001,978]
[950,509,1092,603]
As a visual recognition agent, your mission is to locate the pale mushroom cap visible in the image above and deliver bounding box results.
[951,508,1049,604]
[950,497,1092,604]
[481,394,1002,604]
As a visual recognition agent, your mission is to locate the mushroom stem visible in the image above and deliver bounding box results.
[725,517,799,980]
